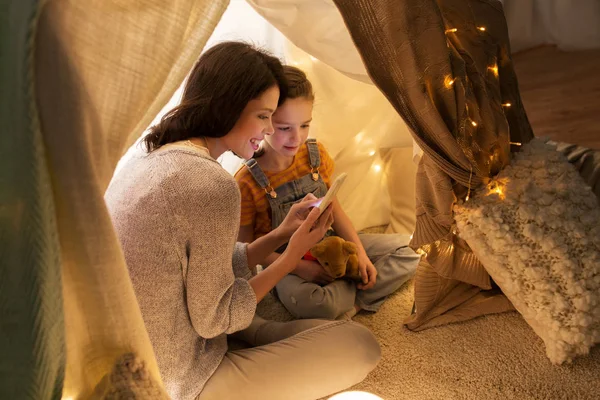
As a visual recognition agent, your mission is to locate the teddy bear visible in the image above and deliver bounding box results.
[309,236,362,281]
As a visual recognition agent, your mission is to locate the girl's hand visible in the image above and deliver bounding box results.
[293,259,335,286]
[357,252,377,290]
[285,205,334,261]
[276,193,320,239]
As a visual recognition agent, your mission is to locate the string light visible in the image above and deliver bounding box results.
[510,141,522,146]
[477,26,486,32]
[465,166,473,201]
[471,120,478,127]
[354,131,364,143]
[488,64,498,77]
[373,164,381,172]
[368,150,376,156]
[444,75,456,88]
[502,102,512,108]
[445,28,458,34]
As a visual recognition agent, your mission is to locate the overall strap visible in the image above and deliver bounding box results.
[305,138,321,181]
[244,158,278,198]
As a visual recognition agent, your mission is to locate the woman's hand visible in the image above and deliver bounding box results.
[275,193,320,239]
[292,259,335,286]
[356,252,377,290]
[285,205,334,262]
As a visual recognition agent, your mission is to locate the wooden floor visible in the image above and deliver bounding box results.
[513,46,600,150]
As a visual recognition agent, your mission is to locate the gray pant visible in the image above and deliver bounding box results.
[198,317,381,400]
[276,233,420,319]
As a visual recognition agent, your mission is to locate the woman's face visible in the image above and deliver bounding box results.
[224,85,280,159]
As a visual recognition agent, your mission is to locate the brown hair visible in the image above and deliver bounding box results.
[282,65,314,101]
[143,42,287,152]
[253,65,314,158]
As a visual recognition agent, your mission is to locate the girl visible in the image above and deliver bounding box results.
[105,42,380,400]
[236,65,420,320]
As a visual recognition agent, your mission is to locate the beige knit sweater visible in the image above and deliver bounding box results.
[105,145,257,400]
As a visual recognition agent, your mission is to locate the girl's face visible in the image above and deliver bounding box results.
[224,85,280,159]
[265,97,313,158]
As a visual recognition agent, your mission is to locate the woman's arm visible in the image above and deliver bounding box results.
[331,199,377,289]
[242,193,320,269]
[248,206,334,302]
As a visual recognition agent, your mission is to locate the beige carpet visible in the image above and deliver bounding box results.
[255,281,600,400]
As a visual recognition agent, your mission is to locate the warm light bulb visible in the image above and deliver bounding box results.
[368,150,376,156]
[444,75,456,88]
[477,26,486,31]
[488,65,498,77]
[509,141,522,146]
[471,120,478,127]
[445,28,458,33]
[373,164,381,172]
[502,102,511,107]
[465,194,470,201]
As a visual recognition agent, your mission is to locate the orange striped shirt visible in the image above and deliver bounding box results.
[235,141,334,239]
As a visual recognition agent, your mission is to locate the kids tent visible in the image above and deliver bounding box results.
[2,0,600,398]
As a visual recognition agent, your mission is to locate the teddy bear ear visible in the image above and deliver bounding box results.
[311,241,326,257]
[343,241,358,255]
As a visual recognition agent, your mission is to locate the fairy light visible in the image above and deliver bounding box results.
[444,75,456,88]
[368,150,376,156]
[502,102,512,108]
[373,164,381,172]
[477,26,486,32]
[445,28,458,34]
[488,64,499,77]
[510,141,522,146]
[471,120,478,127]
[487,180,506,199]
[354,131,364,143]
[465,166,473,202]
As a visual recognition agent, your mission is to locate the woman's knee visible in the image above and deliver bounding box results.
[328,321,381,375]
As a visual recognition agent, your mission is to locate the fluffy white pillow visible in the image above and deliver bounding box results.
[454,138,600,364]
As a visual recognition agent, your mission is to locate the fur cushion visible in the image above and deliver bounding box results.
[454,139,600,364]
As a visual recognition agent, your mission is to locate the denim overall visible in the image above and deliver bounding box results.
[244,139,333,253]
[245,139,420,320]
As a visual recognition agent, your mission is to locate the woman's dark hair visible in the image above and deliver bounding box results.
[143,41,287,152]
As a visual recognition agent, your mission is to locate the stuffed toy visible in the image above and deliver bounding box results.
[309,236,362,281]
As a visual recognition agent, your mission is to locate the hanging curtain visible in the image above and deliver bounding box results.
[332,0,534,330]
[2,0,228,398]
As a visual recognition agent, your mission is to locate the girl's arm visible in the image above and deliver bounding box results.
[331,199,377,289]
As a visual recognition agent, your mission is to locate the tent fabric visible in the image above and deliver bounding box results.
[1,0,227,398]
[1,1,65,398]
[332,0,534,329]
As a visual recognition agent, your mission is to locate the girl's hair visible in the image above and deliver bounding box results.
[143,41,287,152]
[253,65,314,158]
[282,65,314,101]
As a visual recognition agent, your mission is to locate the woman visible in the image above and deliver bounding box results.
[105,42,380,400]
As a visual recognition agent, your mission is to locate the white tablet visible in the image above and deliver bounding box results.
[318,172,348,213]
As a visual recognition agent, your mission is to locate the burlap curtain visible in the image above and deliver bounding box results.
[1,0,227,398]
[332,0,534,329]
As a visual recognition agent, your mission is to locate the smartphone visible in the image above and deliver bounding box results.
[317,172,348,213]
